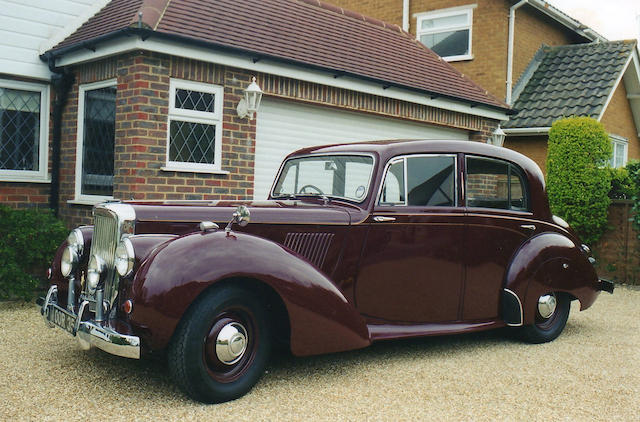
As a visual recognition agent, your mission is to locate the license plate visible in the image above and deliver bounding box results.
[48,304,77,335]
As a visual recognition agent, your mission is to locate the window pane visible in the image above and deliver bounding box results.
[380,160,405,205]
[421,13,468,30]
[82,86,116,196]
[407,156,455,206]
[175,89,215,113]
[273,155,374,202]
[510,166,528,211]
[0,87,40,171]
[169,120,216,164]
[466,157,509,209]
[421,29,469,57]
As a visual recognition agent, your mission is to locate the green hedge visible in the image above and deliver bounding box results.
[546,117,612,245]
[0,206,68,301]
[608,165,637,200]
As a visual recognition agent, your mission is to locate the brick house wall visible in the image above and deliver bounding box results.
[503,135,548,173]
[600,82,640,161]
[330,0,586,102]
[55,51,499,226]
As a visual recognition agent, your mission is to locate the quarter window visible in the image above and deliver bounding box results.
[165,79,223,173]
[76,80,117,202]
[380,155,456,206]
[0,80,49,182]
[416,6,474,61]
[466,156,528,211]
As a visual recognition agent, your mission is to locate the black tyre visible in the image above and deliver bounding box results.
[168,285,272,403]
[517,292,570,344]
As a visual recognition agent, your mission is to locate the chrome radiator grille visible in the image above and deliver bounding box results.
[87,211,119,302]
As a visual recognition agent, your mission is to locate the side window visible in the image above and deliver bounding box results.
[466,156,528,211]
[380,159,405,205]
[379,155,456,206]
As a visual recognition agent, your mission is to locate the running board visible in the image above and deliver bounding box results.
[368,320,504,341]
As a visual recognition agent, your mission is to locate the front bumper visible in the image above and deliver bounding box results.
[40,285,140,359]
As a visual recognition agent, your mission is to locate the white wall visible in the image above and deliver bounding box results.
[0,0,108,80]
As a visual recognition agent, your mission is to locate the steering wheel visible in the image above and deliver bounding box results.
[298,184,324,194]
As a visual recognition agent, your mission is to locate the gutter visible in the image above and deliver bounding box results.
[502,127,550,135]
[42,27,511,115]
[46,58,75,216]
[506,0,527,105]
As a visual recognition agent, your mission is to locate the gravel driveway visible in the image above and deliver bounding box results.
[1,288,638,421]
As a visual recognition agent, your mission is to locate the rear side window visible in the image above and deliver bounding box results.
[465,156,528,211]
[379,155,456,206]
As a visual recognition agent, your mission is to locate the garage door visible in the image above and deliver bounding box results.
[254,98,468,199]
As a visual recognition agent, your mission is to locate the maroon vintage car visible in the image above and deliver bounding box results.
[40,139,613,403]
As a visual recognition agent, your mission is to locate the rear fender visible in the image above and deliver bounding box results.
[503,232,600,326]
[128,230,370,356]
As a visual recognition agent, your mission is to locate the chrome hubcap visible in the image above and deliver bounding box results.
[537,294,557,319]
[215,322,248,365]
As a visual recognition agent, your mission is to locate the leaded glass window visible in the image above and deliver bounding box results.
[78,82,116,199]
[166,80,223,172]
[0,82,47,181]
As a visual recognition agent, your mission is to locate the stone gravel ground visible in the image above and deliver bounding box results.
[1,288,638,422]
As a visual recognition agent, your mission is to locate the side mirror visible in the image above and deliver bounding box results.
[225,205,251,232]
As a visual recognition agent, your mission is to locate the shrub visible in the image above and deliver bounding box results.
[628,161,640,233]
[546,117,612,245]
[0,206,68,301]
[608,165,636,199]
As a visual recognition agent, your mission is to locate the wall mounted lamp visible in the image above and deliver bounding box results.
[236,76,263,119]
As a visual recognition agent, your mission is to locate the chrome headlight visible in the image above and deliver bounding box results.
[60,246,79,277]
[67,228,85,255]
[115,238,135,277]
[87,254,105,291]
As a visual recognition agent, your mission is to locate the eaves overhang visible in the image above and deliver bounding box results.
[41,28,511,121]
[519,0,607,42]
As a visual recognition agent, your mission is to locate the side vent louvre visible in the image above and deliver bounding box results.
[284,233,334,268]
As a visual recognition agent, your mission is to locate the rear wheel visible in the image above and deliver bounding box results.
[168,285,272,403]
[517,292,570,344]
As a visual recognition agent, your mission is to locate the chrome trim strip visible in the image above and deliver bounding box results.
[503,288,523,327]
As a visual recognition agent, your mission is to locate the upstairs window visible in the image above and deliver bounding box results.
[379,155,457,207]
[466,156,528,211]
[610,135,628,168]
[0,80,49,182]
[165,79,224,173]
[416,6,474,61]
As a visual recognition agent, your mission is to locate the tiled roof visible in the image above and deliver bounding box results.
[505,40,636,128]
[48,0,507,110]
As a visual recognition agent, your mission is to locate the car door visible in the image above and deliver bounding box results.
[355,154,465,323]
[462,155,535,321]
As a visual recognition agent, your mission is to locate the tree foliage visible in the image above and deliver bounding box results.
[0,206,68,301]
[546,117,612,245]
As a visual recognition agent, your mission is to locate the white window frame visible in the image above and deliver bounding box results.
[610,134,628,168]
[415,5,475,62]
[162,79,226,174]
[73,78,117,205]
[0,79,50,183]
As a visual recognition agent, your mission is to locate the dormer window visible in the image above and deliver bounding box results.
[416,5,475,62]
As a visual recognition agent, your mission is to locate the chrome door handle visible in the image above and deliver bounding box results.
[520,224,536,231]
[373,216,396,222]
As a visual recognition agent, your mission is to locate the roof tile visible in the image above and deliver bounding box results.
[506,40,636,128]
[50,0,506,110]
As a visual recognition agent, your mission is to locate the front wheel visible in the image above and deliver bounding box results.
[516,292,570,344]
[168,285,272,403]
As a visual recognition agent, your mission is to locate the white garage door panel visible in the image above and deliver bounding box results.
[254,99,468,199]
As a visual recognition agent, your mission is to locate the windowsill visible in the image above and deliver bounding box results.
[161,166,230,175]
[0,175,51,183]
[67,198,113,206]
[442,54,474,62]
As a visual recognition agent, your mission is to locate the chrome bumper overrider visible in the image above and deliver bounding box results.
[41,285,140,359]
